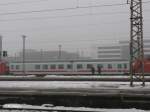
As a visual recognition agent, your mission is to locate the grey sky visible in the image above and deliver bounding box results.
[0,0,149,56]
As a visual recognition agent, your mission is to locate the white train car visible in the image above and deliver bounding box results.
[9,59,129,75]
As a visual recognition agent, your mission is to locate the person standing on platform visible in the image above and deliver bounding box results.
[91,66,95,75]
[97,66,101,75]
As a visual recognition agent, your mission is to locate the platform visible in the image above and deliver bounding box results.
[0,81,149,109]
[0,81,148,97]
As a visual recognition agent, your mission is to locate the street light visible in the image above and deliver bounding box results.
[58,44,62,59]
[22,35,26,75]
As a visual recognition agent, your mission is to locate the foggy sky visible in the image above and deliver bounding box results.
[0,0,149,56]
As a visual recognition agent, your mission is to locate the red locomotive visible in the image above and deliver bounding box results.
[133,58,150,74]
[0,61,9,75]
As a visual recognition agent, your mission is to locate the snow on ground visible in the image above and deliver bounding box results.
[102,109,149,112]
[2,104,150,112]
[0,80,148,90]
[0,81,133,89]
[95,108,149,112]
[0,109,148,112]
[1,108,150,112]
[0,81,148,90]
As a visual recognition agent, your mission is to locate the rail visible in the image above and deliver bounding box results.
[0,76,149,82]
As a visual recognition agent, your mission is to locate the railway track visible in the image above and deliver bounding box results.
[0,75,149,82]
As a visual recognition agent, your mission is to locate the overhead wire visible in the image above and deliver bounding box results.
[0,8,150,22]
[0,1,149,32]
[0,11,128,22]
[0,0,149,16]
[0,0,51,6]
[0,3,128,16]
[0,0,150,6]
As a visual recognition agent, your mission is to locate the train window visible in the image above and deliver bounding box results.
[35,65,41,69]
[124,64,127,69]
[87,64,92,69]
[77,64,83,69]
[11,65,14,69]
[16,65,20,70]
[108,64,112,69]
[58,64,64,69]
[117,64,122,69]
[43,65,48,70]
[67,64,72,69]
[97,64,103,68]
[50,64,56,69]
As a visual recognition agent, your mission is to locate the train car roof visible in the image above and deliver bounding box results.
[9,59,129,63]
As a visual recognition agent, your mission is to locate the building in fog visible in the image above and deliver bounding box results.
[119,39,150,59]
[93,39,150,60]
[97,45,121,60]
[7,49,90,62]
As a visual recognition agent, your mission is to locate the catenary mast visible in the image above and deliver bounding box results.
[129,0,145,86]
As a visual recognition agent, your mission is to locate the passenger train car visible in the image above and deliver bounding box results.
[9,59,129,75]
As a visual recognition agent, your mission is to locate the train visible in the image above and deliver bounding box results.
[8,59,130,75]
[0,58,148,76]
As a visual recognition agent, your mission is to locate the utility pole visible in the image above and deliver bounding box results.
[58,45,62,59]
[40,49,43,61]
[129,0,145,86]
[22,35,26,75]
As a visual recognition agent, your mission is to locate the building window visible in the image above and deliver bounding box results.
[50,64,56,69]
[77,64,83,69]
[117,64,122,69]
[87,64,92,69]
[124,64,127,69]
[97,64,103,68]
[11,65,14,69]
[43,65,48,70]
[67,64,72,69]
[16,65,20,70]
[35,65,40,69]
[108,64,112,69]
[58,64,64,69]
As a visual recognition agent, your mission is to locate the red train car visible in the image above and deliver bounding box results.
[133,58,150,73]
[143,59,150,73]
[0,61,9,75]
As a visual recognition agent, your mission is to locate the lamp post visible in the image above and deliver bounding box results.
[58,45,62,59]
[22,35,26,75]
